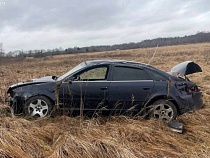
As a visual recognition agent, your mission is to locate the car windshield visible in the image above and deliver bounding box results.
[57,62,87,81]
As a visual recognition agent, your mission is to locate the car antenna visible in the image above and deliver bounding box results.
[148,44,159,65]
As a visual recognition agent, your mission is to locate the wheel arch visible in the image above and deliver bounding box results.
[146,95,180,115]
[25,94,55,106]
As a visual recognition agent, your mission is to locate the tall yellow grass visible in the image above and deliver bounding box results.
[0,43,210,157]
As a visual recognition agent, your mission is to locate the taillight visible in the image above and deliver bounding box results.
[187,86,196,93]
[176,82,198,94]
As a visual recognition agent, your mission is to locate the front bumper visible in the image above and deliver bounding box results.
[6,96,24,114]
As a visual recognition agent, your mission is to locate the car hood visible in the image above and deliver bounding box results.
[8,76,56,92]
[31,76,56,82]
[170,61,202,76]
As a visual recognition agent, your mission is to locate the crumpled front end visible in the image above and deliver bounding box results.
[6,87,30,114]
[6,81,56,115]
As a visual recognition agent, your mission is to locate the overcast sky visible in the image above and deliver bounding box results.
[0,0,210,52]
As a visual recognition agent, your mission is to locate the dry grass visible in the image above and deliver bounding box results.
[1,43,210,157]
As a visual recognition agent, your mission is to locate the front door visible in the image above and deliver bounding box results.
[59,66,110,114]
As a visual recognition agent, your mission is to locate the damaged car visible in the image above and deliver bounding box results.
[7,60,203,122]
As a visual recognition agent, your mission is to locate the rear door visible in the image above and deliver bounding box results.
[108,65,155,113]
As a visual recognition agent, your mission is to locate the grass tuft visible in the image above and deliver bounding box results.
[1,43,210,157]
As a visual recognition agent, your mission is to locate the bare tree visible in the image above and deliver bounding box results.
[0,43,5,57]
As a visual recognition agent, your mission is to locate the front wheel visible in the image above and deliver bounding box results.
[151,100,177,122]
[24,96,52,118]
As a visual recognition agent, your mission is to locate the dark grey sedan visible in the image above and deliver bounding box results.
[7,60,203,122]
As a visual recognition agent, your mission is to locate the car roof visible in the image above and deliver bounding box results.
[84,60,149,67]
[84,59,179,80]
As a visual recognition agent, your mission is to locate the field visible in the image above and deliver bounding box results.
[1,43,210,157]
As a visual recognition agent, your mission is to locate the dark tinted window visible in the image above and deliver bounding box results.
[112,66,150,81]
[145,69,167,81]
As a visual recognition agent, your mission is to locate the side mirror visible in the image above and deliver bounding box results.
[73,75,80,81]
[63,78,72,84]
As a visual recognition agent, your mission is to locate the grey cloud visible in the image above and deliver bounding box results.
[1,0,126,31]
[0,0,210,52]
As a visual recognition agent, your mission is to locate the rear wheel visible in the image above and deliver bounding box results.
[24,96,52,118]
[151,100,177,122]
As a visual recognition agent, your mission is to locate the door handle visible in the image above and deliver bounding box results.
[100,87,108,90]
[143,87,150,90]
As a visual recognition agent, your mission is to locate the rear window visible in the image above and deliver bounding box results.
[112,66,150,81]
[145,69,167,81]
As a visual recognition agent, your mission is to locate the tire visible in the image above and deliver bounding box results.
[151,100,177,122]
[24,96,52,118]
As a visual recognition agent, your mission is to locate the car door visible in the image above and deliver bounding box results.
[59,65,110,113]
[108,65,155,114]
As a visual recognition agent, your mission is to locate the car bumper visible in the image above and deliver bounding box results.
[178,91,203,114]
[6,96,24,114]
[192,91,203,109]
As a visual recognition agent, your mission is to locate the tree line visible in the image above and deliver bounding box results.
[1,31,210,58]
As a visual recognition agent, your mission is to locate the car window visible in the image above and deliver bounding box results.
[145,69,167,81]
[79,67,108,80]
[112,66,149,81]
